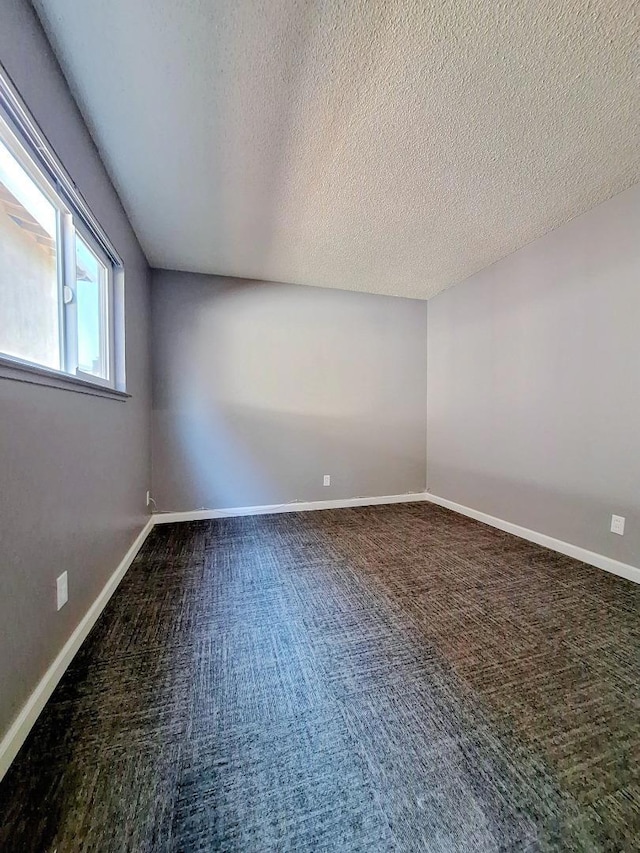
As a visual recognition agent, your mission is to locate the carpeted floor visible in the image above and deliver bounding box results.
[0,502,638,851]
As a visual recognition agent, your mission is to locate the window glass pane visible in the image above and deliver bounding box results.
[76,234,107,378]
[0,136,60,369]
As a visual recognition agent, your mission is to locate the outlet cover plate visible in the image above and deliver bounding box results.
[56,571,68,610]
[610,515,625,536]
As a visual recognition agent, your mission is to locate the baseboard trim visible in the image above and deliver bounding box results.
[0,516,154,783]
[154,492,639,584]
[3,488,637,782]
[423,492,640,585]
[152,492,430,524]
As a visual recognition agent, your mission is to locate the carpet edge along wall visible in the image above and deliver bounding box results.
[1,502,638,850]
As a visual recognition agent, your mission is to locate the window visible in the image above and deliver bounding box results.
[0,68,124,392]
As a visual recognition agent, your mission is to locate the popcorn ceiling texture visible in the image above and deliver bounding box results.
[35,0,639,299]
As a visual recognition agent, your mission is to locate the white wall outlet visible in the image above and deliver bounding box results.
[610,515,625,535]
[56,571,68,610]
[323,474,331,487]
[146,490,151,507]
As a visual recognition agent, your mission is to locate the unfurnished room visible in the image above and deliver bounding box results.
[0,1,638,850]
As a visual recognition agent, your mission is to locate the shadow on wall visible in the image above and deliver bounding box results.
[151,276,429,512]
[153,402,423,512]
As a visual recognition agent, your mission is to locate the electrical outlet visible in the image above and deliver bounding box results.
[56,571,68,610]
[146,490,151,507]
[610,515,625,536]
[323,474,331,487]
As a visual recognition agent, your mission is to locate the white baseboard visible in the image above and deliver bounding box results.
[1,495,428,781]
[152,492,430,524]
[0,516,154,783]
[3,488,637,783]
[423,492,640,585]
[155,491,639,584]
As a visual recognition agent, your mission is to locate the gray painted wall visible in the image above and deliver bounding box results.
[427,183,640,567]
[151,272,428,511]
[0,0,151,737]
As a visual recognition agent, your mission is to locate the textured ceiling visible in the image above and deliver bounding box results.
[34,0,639,300]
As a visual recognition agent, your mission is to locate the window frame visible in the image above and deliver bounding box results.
[0,62,128,399]
[67,222,115,388]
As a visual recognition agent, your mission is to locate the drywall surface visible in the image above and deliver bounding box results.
[0,0,151,738]
[427,183,640,566]
[151,272,427,511]
[34,0,639,299]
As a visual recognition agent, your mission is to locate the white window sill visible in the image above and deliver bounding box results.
[0,355,130,400]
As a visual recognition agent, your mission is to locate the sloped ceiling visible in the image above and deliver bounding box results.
[34,0,639,299]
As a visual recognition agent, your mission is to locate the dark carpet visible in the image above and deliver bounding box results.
[1,503,639,852]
